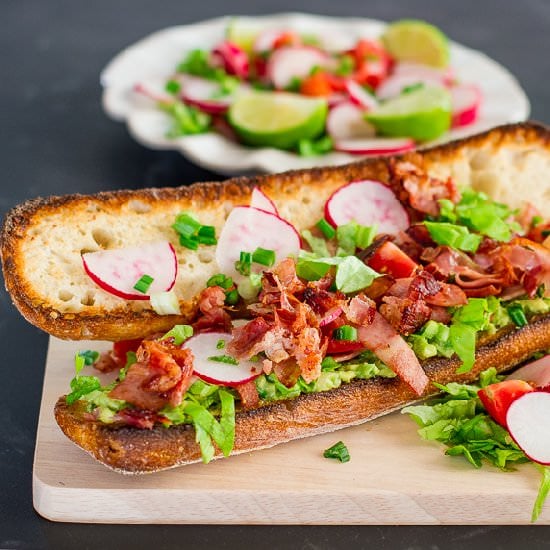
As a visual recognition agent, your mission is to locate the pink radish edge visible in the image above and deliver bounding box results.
[326,101,375,141]
[334,137,415,155]
[211,41,249,79]
[267,46,330,89]
[451,84,482,128]
[250,187,279,215]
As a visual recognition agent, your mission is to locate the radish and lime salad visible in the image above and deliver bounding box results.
[135,19,482,156]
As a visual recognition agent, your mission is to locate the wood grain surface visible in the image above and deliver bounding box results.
[33,337,549,524]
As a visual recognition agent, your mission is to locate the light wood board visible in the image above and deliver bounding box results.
[34,337,548,524]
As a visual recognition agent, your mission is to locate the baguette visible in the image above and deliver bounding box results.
[3,122,550,474]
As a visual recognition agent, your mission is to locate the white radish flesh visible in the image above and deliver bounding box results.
[345,80,379,110]
[392,62,454,85]
[327,92,349,108]
[179,75,235,115]
[376,73,446,101]
[334,137,415,155]
[507,355,550,389]
[451,84,482,128]
[506,392,550,464]
[326,102,376,141]
[250,187,278,215]
[253,28,286,52]
[267,46,329,89]
[82,241,177,300]
[324,180,410,234]
[215,206,301,280]
[184,331,262,386]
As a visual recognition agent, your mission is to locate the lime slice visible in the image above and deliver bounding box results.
[228,91,328,149]
[225,19,260,52]
[381,20,450,68]
[365,85,451,142]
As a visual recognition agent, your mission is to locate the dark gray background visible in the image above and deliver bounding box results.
[2,0,550,548]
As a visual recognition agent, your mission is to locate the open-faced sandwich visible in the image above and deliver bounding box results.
[2,124,550,499]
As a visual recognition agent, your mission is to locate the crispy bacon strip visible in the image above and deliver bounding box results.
[193,286,232,332]
[235,380,260,410]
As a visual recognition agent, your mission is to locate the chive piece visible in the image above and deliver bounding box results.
[316,218,336,239]
[542,229,550,238]
[532,215,543,227]
[333,325,358,341]
[235,251,252,275]
[165,79,181,95]
[133,274,154,294]
[206,274,233,290]
[252,247,276,267]
[537,285,546,298]
[172,212,217,249]
[225,289,239,305]
[323,441,351,463]
[77,350,100,366]
[160,324,193,345]
[207,355,239,365]
[507,304,528,327]
[216,339,226,349]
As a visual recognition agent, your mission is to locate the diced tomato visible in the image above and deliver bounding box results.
[367,241,419,278]
[527,222,550,244]
[348,39,392,89]
[326,339,365,354]
[273,31,301,49]
[478,380,535,427]
[300,71,333,96]
[112,338,143,366]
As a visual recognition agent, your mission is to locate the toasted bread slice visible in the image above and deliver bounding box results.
[2,122,550,341]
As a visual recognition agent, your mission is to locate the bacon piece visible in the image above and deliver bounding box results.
[430,306,452,324]
[426,282,468,307]
[235,380,260,409]
[273,359,302,388]
[193,286,232,332]
[380,295,432,335]
[357,312,429,395]
[294,327,323,383]
[228,317,271,357]
[113,409,162,430]
[94,352,118,373]
[343,294,376,326]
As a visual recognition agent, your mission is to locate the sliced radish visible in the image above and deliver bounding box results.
[178,75,239,115]
[319,306,343,327]
[507,355,550,389]
[184,331,262,387]
[375,73,446,101]
[133,82,172,105]
[345,80,379,110]
[327,92,349,108]
[334,137,415,155]
[326,101,376,141]
[267,46,329,89]
[211,41,249,79]
[506,392,550,464]
[451,84,482,128]
[250,187,278,215]
[82,241,177,301]
[325,180,410,235]
[215,206,301,280]
[392,62,454,85]
[253,28,286,52]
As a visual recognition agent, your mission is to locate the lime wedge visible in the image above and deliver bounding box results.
[225,19,260,52]
[381,20,450,68]
[365,85,451,142]
[228,91,328,149]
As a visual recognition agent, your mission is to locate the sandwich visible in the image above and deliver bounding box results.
[2,122,550,474]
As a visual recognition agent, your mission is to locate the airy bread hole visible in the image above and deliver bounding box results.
[198,250,213,263]
[469,150,491,170]
[128,200,151,214]
[58,290,73,302]
[92,228,113,248]
[80,292,96,306]
[80,247,98,255]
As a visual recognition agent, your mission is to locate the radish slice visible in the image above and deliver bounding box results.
[451,84,482,128]
[507,355,550,389]
[253,28,286,52]
[345,80,379,110]
[211,41,249,79]
[376,73,446,101]
[82,241,177,300]
[250,187,278,215]
[134,82,172,105]
[267,46,329,89]
[184,331,262,386]
[327,92,349,108]
[325,180,410,234]
[215,206,301,280]
[326,102,376,141]
[334,137,415,155]
[319,306,343,327]
[179,75,241,115]
[506,392,550,464]
[392,62,454,85]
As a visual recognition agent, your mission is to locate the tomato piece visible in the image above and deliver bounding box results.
[112,338,143,366]
[349,39,392,89]
[478,380,535,427]
[367,241,419,278]
[527,222,550,244]
[326,339,365,354]
[300,71,333,97]
[273,31,300,49]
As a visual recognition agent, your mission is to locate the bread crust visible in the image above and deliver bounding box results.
[3,122,550,341]
[54,314,550,473]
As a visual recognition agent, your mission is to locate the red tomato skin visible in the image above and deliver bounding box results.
[326,339,365,355]
[478,380,535,427]
[112,338,143,366]
[367,241,418,279]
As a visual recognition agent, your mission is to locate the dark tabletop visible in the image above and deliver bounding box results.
[2,0,550,548]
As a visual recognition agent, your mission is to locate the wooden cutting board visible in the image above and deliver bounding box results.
[33,337,547,524]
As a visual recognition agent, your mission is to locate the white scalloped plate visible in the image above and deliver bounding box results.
[101,13,530,175]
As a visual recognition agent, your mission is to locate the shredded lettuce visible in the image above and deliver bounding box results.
[160,101,211,137]
[424,221,482,252]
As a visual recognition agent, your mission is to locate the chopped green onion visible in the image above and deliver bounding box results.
[323,441,351,463]
[333,325,358,341]
[542,230,550,238]
[206,274,233,290]
[532,216,543,227]
[216,339,226,350]
[316,218,336,239]
[165,80,181,95]
[197,225,217,245]
[173,212,217,249]
[537,285,546,298]
[252,247,276,267]
[150,290,181,315]
[207,355,239,365]
[355,225,377,249]
[335,54,355,76]
[507,304,528,327]
[224,289,239,305]
[235,251,252,275]
[160,324,193,345]
[133,274,154,294]
[77,350,99,366]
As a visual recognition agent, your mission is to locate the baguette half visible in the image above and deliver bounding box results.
[2,122,550,341]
